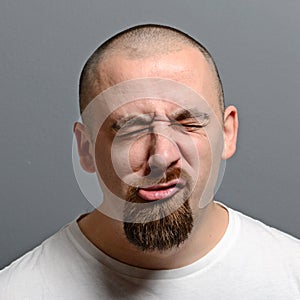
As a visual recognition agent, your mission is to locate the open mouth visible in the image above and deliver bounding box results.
[137,179,185,201]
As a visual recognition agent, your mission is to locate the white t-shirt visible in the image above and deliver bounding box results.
[1,203,300,299]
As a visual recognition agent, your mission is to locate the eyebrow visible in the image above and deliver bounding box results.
[169,108,209,121]
[111,114,154,131]
[111,108,209,131]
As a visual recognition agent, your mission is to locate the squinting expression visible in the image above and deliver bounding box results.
[79,78,225,223]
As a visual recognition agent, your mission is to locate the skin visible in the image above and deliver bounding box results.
[74,46,238,269]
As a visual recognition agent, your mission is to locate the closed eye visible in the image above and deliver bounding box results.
[116,126,150,138]
[169,113,210,132]
[112,114,154,138]
[181,123,206,128]
[169,122,206,133]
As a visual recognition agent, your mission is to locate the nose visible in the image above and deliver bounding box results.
[147,133,181,177]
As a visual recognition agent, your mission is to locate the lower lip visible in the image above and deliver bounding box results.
[137,185,181,201]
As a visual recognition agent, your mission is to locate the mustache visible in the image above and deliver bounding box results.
[125,168,194,206]
[123,167,193,222]
[128,167,183,190]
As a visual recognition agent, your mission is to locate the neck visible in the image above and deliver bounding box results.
[77,201,228,270]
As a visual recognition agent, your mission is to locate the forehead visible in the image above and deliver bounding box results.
[97,47,220,112]
[108,99,185,120]
[82,78,219,136]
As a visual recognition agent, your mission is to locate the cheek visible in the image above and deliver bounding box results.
[196,139,213,180]
[191,133,224,207]
[128,136,151,173]
[94,133,125,196]
[95,133,151,189]
[178,133,212,169]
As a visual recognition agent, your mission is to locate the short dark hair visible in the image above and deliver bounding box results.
[79,24,224,114]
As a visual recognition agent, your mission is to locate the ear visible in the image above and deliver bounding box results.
[221,105,239,160]
[73,122,96,173]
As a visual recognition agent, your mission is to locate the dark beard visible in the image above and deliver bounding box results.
[123,169,194,252]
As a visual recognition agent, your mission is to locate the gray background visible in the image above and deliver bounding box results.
[1,0,300,269]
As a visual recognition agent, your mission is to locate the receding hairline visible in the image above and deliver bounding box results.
[79,24,224,115]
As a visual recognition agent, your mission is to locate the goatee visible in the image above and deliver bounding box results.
[123,168,194,252]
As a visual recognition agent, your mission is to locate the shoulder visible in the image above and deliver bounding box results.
[235,208,300,243]
[0,222,74,298]
[220,205,300,295]
[229,206,300,262]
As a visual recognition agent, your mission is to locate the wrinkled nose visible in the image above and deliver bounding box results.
[146,133,181,177]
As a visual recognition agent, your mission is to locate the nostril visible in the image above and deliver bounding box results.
[147,154,167,178]
[149,154,167,169]
[148,165,165,179]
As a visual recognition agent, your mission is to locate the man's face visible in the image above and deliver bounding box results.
[78,46,231,251]
[95,46,223,197]
[95,98,217,211]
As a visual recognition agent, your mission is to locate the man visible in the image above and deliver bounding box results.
[1,24,300,299]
